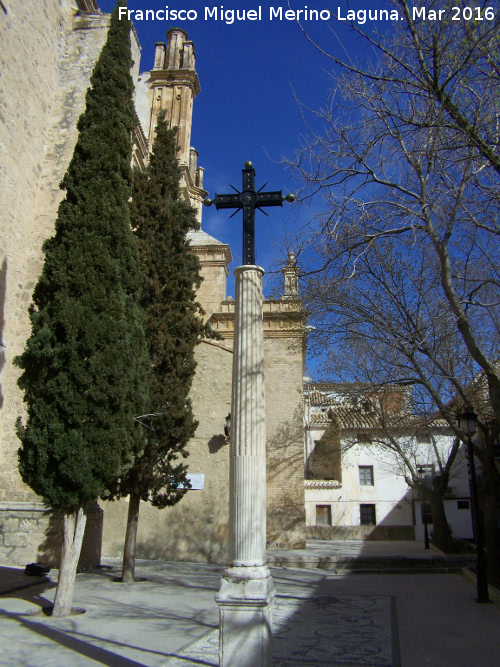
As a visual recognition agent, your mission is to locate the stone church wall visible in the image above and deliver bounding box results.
[0,1,112,565]
[101,298,307,564]
[102,339,234,563]
[264,330,306,548]
[0,0,111,502]
[1,8,307,567]
[0,501,102,569]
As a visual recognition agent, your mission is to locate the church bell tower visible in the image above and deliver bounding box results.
[141,28,207,221]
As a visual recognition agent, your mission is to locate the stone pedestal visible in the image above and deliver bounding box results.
[216,266,275,667]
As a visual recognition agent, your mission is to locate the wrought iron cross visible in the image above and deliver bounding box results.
[204,161,295,265]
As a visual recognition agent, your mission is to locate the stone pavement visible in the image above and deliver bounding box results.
[0,541,498,666]
[266,539,475,573]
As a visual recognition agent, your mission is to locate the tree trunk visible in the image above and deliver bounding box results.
[480,460,500,587]
[429,477,452,550]
[122,492,141,583]
[52,507,87,617]
[485,372,500,435]
[482,494,500,586]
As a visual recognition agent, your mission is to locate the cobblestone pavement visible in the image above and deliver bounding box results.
[0,545,499,666]
[164,593,399,667]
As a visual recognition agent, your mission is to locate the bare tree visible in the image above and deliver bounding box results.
[285,0,500,579]
[314,381,463,548]
[288,0,500,419]
[304,231,499,574]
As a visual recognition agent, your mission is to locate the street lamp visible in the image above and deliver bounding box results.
[224,413,231,439]
[417,467,431,550]
[457,410,490,603]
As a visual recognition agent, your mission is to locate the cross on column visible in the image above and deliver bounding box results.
[204,161,295,265]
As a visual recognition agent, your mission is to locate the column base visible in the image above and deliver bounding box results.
[215,565,275,667]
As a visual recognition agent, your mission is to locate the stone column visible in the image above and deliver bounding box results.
[216,265,275,667]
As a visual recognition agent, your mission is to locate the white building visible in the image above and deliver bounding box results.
[304,383,473,541]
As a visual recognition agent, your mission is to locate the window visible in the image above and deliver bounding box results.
[360,504,376,525]
[359,465,374,486]
[417,464,434,485]
[457,500,470,510]
[357,433,372,444]
[316,505,332,526]
[416,431,431,444]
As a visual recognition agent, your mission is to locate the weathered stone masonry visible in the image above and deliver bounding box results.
[0,1,114,566]
[1,3,307,566]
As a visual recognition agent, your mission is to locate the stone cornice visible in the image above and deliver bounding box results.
[73,12,110,31]
[0,501,49,512]
[304,480,342,489]
[191,244,232,267]
[148,69,201,97]
[208,312,234,339]
[208,312,306,340]
[179,164,208,200]
[263,329,305,339]
[263,303,306,338]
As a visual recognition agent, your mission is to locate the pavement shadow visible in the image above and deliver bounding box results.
[0,609,148,667]
[0,565,55,606]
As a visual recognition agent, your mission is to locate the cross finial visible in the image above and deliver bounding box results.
[204,163,295,265]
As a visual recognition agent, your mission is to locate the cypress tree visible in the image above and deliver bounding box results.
[109,112,211,583]
[14,0,148,615]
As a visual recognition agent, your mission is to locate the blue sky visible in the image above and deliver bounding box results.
[96,1,412,375]
[97,1,391,274]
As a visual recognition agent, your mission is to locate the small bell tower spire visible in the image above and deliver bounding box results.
[147,29,206,221]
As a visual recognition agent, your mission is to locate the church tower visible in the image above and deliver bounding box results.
[135,28,207,221]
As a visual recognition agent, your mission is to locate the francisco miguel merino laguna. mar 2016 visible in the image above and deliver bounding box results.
[119,5,497,24]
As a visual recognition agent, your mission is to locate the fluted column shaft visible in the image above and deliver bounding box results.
[216,265,274,667]
[230,266,267,566]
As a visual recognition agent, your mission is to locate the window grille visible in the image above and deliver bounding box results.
[360,504,376,525]
[315,505,332,526]
[359,465,374,486]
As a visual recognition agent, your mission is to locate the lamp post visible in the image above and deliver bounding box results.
[417,467,431,550]
[224,413,231,440]
[457,410,490,603]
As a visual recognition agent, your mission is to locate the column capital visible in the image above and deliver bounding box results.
[234,265,265,277]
